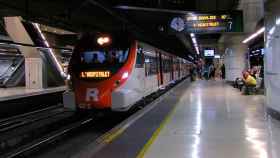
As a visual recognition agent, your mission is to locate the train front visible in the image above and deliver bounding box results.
[68,33,136,110]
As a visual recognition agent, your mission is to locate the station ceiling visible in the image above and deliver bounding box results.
[0,0,239,59]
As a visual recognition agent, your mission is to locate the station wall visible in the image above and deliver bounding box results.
[265,0,280,113]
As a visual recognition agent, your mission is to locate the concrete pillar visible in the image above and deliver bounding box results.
[218,0,264,82]
[4,17,43,89]
[264,0,280,113]
[223,35,248,82]
[238,0,264,33]
[4,17,40,58]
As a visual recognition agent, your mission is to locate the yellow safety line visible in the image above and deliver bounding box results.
[98,92,174,145]
[103,128,126,143]
[136,103,179,158]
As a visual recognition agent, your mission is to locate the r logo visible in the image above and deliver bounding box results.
[86,88,99,101]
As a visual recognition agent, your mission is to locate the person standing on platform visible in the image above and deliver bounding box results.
[190,64,196,82]
[209,64,216,80]
[221,64,225,80]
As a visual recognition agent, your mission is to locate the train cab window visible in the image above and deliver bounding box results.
[81,49,129,66]
[79,49,129,76]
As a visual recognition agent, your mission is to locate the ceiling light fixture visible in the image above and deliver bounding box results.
[242,27,265,44]
[190,33,200,54]
[276,18,280,25]
[33,23,66,77]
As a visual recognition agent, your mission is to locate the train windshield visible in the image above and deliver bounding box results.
[81,49,129,66]
[78,49,129,79]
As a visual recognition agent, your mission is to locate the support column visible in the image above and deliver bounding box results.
[218,0,264,82]
[4,17,43,89]
[223,35,248,82]
[265,0,280,113]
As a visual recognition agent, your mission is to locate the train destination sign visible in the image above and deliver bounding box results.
[80,71,111,78]
[170,11,243,33]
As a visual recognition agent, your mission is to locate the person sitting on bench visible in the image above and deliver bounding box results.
[242,71,257,94]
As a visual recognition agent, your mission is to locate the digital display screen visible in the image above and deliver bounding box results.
[80,71,111,78]
[169,11,243,34]
[186,14,234,33]
[204,50,215,57]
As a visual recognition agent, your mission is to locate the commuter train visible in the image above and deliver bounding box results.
[68,33,191,111]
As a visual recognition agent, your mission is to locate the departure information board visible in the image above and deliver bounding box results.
[169,11,243,33]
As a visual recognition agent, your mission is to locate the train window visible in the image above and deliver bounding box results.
[175,60,180,71]
[83,51,106,64]
[145,55,157,76]
[136,48,144,68]
[162,58,172,73]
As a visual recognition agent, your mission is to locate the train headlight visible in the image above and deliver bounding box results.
[97,36,111,46]
[122,72,129,79]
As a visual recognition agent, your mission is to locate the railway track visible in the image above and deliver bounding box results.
[4,117,95,158]
[1,78,186,158]
[0,105,80,158]
[0,105,65,133]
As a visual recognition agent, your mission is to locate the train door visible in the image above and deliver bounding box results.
[159,52,163,86]
[155,51,160,87]
[171,56,174,81]
[178,59,181,79]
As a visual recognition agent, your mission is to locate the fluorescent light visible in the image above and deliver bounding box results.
[190,33,200,55]
[193,38,197,44]
[242,27,265,44]
[269,26,275,35]
[33,23,66,77]
[195,47,200,54]
[276,18,280,25]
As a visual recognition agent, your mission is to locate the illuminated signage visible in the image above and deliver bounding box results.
[193,22,220,28]
[214,54,221,59]
[169,11,243,33]
[186,15,230,22]
[204,49,215,57]
[80,71,111,78]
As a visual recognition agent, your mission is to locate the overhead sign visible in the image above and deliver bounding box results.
[169,11,243,33]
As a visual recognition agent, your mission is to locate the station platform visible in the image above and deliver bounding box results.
[0,86,66,118]
[0,86,66,102]
[76,80,280,158]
